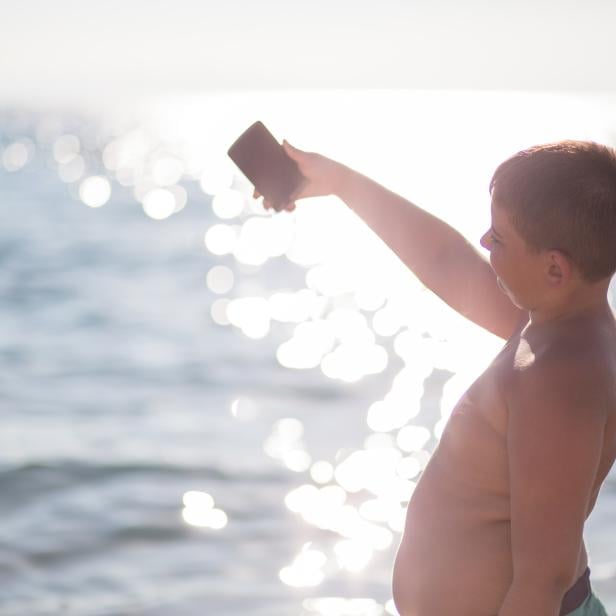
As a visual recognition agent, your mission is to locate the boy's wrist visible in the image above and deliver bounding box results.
[332,162,353,200]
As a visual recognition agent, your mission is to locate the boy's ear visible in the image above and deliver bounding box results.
[545,250,574,287]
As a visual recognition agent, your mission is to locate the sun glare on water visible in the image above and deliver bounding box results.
[4,90,615,613]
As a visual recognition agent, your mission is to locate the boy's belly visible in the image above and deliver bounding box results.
[392,457,514,616]
[392,455,589,616]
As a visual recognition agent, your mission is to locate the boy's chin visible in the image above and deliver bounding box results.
[497,278,525,309]
[496,277,509,295]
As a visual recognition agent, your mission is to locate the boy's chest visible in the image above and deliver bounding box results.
[430,347,515,501]
[449,348,512,436]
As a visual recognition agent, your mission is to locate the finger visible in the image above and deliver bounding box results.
[288,178,307,203]
[253,188,261,199]
[283,139,303,160]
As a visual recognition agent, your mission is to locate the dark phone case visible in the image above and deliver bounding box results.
[227,121,304,207]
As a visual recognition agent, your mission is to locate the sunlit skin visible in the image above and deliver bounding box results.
[258,143,616,615]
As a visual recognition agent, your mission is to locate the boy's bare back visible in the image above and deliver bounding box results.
[392,311,616,615]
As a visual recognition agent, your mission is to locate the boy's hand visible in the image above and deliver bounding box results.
[252,140,345,212]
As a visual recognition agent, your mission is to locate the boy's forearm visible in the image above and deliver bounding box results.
[334,164,470,283]
[497,579,565,616]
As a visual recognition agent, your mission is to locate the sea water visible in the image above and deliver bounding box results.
[1,91,616,615]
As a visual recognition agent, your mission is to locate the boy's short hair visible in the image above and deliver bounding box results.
[489,140,616,282]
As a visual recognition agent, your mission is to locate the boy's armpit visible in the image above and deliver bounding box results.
[505,354,607,589]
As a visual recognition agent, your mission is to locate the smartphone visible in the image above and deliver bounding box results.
[227,121,304,208]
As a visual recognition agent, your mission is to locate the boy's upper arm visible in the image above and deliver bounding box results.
[506,353,606,588]
[435,244,528,340]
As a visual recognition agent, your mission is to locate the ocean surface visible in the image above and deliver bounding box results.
[1,92,616,615]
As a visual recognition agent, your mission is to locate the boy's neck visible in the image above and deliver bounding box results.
[528,280,613,327]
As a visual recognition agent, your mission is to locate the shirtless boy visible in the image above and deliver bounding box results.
[254,139,616,615]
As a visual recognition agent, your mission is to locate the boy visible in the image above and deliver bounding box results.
[255,139,616,615]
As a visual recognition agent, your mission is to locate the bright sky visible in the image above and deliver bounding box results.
[2,0,616,105]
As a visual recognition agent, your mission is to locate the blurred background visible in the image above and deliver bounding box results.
[2,1,616,615]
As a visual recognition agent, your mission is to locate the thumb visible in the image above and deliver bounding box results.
[283,139,304,160]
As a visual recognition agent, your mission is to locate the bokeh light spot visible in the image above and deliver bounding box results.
[53,134,80,164]
[181,490,228,530]
[58,155,85,183]
[204,224,238,255]
[212,189,245,219]
[207,265,234,294]
[79,176,111,208]
[226,296,270,338]
[2,140,33,172]
[230,397,258,421]
[310,461,334,484]
[152,156,184,186]
[211,298,231,325]
[142,188,176,220]
[279,544,327,587]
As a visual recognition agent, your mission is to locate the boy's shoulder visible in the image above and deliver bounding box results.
[504,314,616,415]
[518,310,616,359]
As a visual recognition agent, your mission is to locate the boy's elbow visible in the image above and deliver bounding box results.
[511,562,578,597]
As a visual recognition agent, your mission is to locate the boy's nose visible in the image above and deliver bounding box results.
[480,230,492,250]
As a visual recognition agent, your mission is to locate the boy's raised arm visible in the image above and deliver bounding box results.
[336,166,528,339]
[273,142,528,340]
